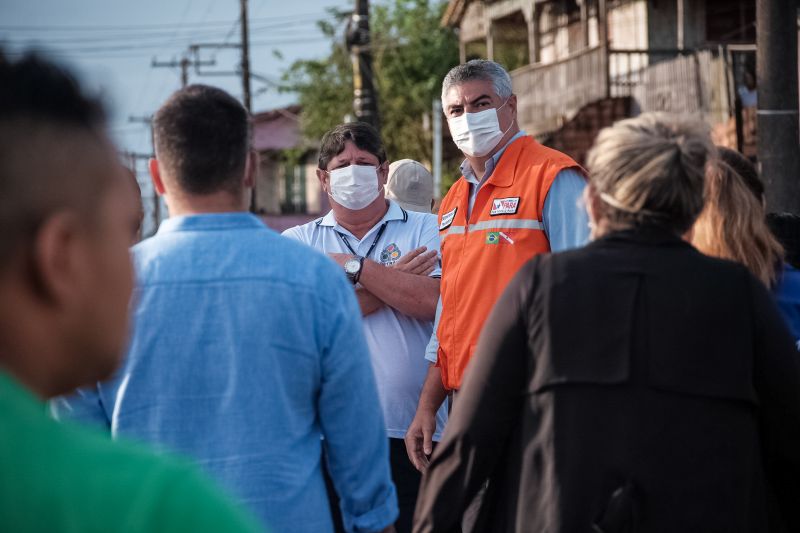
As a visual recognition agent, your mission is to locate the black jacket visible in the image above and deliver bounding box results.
[414,228,800,533]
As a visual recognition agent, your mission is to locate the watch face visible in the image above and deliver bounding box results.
[344,259,361,274]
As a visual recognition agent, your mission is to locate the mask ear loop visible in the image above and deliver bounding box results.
[377,162,388,198]
[496,96,516,137]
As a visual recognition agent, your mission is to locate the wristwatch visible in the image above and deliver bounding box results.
[344,256,365,285]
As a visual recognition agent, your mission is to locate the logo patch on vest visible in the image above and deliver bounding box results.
[486,231,515,245]
[490,197,520,216]
[439,207,457,231]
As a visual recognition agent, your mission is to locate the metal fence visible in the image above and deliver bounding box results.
[511,44,748,138]
[610,48,735,126]
[511,45,608,136]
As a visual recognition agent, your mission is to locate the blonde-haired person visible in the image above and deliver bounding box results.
[692,147,783,286]
[413,113,800,533]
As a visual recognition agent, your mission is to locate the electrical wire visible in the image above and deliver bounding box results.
[0,13,323,32]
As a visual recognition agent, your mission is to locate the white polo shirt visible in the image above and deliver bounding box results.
[282,200,448,440]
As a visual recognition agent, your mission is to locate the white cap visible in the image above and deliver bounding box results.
[386,159,434,213]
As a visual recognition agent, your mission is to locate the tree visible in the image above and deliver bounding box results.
[281,1,461,191]
[280,8,354,145]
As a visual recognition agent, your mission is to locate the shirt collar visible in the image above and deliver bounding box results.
[461,130,527,186]
[317,200,408,230]
[156,212,266,235]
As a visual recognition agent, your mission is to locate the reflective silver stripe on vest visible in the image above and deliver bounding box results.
[470,219,544,231]
[441,219,544,239]
[442,225,466,237]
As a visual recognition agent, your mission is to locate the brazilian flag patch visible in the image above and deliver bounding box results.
[486,231,500,245]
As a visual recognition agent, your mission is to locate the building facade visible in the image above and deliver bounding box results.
[443,0,759,162]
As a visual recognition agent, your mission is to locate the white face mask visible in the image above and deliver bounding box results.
[327,164,382,210]
[447,98,513,157]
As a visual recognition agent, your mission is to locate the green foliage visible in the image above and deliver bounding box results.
[281,0,460,179]
[280,8,354,143]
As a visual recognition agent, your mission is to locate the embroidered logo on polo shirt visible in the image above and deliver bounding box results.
[439,207,457,231]
[490,197,520,216]
[379,243,402,265]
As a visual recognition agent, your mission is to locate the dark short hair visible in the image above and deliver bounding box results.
[153,84,251,195]
[0,50,108,268]
[317,122,387,170]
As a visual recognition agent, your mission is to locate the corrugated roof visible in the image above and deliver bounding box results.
[252,104,303,152]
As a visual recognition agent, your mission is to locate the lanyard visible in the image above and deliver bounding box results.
[336,222,388,260]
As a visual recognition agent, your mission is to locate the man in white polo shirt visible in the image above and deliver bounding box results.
[283,122,447,533]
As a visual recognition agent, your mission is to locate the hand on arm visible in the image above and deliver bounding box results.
[358,247,438,316]
[330,249,439,318]
[359,261,439,320]
[405,363,448,472]
[391,247,438,276]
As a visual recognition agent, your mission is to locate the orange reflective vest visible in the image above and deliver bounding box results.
[436,136,581,390]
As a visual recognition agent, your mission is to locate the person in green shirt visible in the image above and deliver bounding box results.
[0,50,263,533]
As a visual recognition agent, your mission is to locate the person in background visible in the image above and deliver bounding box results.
[283,123,446,533]
[386,159,435,213]
[0,52,260,533]
[414,113,800,533]
[767,213,800,348]
[52,86,397,533]
[405,59,589,475]
[691,146,783,287]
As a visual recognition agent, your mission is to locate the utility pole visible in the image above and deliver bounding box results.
[240,0,252,114]
[238,0,256,213]
[152,56,215,88]
[432,99,442,200]
[346,0,380,129]
[756,0,799,214]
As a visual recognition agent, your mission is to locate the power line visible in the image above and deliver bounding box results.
[6,20,314,45]
[7,33,328,55]
[153,56,216,87]
[0,13,323,32]
[0,36,329,60]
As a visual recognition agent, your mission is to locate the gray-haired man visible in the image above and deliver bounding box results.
[406,60,590,477]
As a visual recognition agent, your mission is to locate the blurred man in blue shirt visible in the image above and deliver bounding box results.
[52,85,398,533]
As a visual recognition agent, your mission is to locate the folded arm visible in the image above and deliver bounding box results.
[355,247,438,317]
[330,249,439,321]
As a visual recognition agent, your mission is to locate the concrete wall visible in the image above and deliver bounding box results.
[257,155,281,215]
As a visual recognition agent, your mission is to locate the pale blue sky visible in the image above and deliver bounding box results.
[0,0,351,157]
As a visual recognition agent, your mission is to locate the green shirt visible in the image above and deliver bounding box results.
[0,371,263,533]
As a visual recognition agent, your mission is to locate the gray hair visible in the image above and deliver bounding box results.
[441,60,513,105]
[586,112,714,235]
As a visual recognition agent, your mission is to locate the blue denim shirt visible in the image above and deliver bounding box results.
[52,213,398,533]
